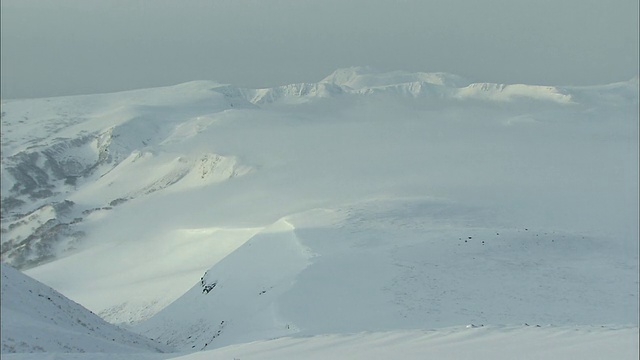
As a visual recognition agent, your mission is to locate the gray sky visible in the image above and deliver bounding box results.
[1,0,638,99]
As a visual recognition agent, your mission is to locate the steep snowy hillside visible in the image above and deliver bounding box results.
[1,68,637,356]
[0,263,170,353]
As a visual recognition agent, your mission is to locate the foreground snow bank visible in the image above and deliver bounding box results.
[3,325,637,360]
[169,325,640,360]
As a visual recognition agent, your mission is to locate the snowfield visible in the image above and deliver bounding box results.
[1,67,638,358]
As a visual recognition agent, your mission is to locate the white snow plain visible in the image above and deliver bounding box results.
[1,67,638,358]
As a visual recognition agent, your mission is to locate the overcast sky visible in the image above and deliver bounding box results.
[1,0,638,99]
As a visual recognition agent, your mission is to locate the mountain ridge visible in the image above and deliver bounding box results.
[1,67,637,356]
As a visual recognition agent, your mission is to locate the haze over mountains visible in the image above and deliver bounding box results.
[1,67,638,358]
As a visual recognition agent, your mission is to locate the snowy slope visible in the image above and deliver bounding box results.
[134,202,637,350]
[1,67,638,356]
[0,263,170,353]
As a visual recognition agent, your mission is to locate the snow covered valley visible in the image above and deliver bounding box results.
[1,67,638,358]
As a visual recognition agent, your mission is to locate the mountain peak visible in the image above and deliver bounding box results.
[320,67,470,89]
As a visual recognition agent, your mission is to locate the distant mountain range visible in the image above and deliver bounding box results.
[1,68,637,357]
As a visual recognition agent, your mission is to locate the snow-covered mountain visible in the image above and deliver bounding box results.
[0,263,170,353]
[1,67,638,358]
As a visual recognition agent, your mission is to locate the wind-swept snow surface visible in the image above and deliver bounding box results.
[1,68,638,357]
